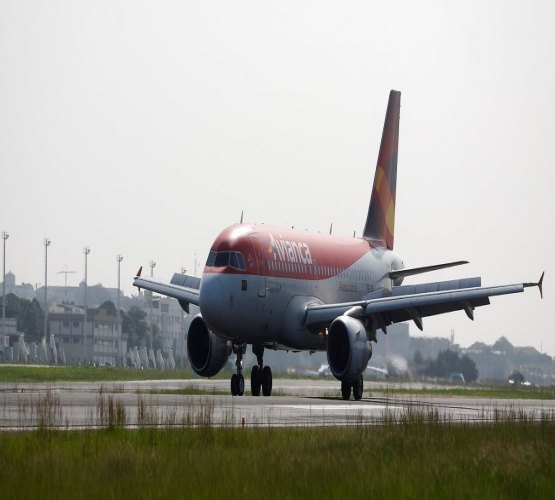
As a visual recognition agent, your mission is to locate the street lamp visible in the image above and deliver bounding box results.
[83,247,90,319]
[43,238,51,346]
[116,254,123,323]
[2,231,9,357]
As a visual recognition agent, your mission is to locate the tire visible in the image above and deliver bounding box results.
[341,380,352,400]
[251,365,261,396]
[352,375,364,401]
[237,374,245,396]
[261,366,273,396]
[231,374,238,396]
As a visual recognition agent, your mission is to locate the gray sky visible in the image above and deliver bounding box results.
[1,1,554,354]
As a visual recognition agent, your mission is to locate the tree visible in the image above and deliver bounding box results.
[122,306,149,347]
[425,349,479,382]
[99,300,117,317]
[4,293,44,342]
[460,354,478,383]
[509,370,525,384]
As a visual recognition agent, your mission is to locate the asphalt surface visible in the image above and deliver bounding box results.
[1,379,554,429]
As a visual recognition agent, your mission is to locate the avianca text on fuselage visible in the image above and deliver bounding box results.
[268,234,313,265]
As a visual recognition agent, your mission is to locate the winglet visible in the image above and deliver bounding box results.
[524,271,544,299]
[135,266,143,292]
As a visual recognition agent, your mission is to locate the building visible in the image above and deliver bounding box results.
[0,271,35,300]
[49,303,127,366]
[144,292,187,359]
[0,317,20,353]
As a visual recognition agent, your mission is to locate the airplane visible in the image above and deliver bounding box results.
[133,90,543,400]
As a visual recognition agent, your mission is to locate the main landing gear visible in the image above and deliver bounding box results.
[251,344,272,397]
[341,374,364,401]
[229,343,272,397]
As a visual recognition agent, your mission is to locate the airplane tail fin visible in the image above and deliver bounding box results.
[362,90,401,250]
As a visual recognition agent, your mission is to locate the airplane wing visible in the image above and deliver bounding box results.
[133,268,201,311]
[305,274,544,338]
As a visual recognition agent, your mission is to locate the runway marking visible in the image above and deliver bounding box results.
[279,404,388,411]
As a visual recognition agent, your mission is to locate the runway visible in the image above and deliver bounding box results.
[1,379,554,430]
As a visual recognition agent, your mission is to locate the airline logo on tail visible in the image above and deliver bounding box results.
[363,90,400,250]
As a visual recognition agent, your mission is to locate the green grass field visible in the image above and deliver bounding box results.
[2,365,554,400]
[0,418,553,499]
[0,365,196,383]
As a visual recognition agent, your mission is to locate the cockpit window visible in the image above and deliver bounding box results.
[236,253,246,270]
[206,251,217,267]
[206,251,246,271]
[229,252,239,269]
[214,252,229,267]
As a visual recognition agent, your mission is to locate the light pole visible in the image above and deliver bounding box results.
[116,254,123,325]
[83,247,90,354]
[43,238,51,345]
[83,247,90,320]
[2,231,9,358]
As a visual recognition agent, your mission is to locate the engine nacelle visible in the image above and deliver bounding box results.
[187,315,232,377]
[327,316,372,382]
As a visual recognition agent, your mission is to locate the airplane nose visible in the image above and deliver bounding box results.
[199,274,224,330]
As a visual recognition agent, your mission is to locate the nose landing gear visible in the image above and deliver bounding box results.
[230,343,246,396]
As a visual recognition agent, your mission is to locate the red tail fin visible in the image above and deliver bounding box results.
[362,90,401,250]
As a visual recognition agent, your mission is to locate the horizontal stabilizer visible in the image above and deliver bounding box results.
[389,261,468,281]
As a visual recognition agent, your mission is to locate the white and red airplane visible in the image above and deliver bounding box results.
[134,90,543,399]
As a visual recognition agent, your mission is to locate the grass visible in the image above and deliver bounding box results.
[0,365,196,383]
[0,416,553,499]
[369,385,555,400]
[1,365,554,401]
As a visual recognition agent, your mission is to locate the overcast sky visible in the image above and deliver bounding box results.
[1,1,553,354]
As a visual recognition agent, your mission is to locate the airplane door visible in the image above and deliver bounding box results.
[250,236,267,298]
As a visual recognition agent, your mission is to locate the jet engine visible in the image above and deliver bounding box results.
[326,315,372,382]
[187,315,232,377]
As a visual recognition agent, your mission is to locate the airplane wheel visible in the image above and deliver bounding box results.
[237,374,245,396]
[231,374,238,396]
[341,380,352,400]
[261,366,272,396]
[352,375,363,401]
[251,366,261,396]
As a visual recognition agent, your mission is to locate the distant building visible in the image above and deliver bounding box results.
[371,323,411,367]
[0,317,22,352]
[0,272,35,300]
[144,292,187,359]
[409,335,455,362]
[49,303,127,366]
[464,336,555,385]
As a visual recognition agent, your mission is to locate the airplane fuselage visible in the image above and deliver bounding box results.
[199,223,404,351]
